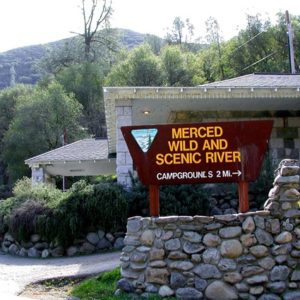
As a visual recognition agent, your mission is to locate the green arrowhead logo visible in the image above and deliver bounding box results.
[131,128,158,152]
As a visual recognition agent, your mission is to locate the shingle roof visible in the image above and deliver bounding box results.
[25,139,109,164]
[200,73,300,88]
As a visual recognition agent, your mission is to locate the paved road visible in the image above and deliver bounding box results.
[0,251,121,299]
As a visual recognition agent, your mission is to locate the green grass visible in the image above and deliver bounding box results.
[70,268,170,300]
[70,268,130,300]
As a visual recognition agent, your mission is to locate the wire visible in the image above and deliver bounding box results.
[231,31,266,54]
[242,52,276,71]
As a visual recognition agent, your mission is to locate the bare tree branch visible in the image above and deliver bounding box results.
[74,0,113,61]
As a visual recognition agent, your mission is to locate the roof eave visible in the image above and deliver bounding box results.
[25,158,114,166]
[103,86,300,96]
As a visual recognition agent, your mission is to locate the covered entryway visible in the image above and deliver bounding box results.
[25,138,116,187]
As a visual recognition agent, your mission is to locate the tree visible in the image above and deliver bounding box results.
[184,51,207,85]
[223,14,277,75]
[37,0,117,138]
[271,12,300,73]
[198,13,296,81]
[56,62,106,137]
[145,34,165,55]
[0,85,33,185]
[38,39,83,75]
[160,45,195,86]
[196,48,218,83]
[3,82,84,182]
[75,0,113,62]
[165,17,196,48]
[39,0,116,73]
[105,44,163,86]
[205,17,225,80]
[166,17,185,45]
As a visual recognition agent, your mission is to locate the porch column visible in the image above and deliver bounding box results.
[31,165,45,185]
[115,100,133,188]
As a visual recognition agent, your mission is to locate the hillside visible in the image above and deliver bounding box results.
[0,29,155,89]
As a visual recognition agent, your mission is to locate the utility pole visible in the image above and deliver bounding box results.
[286,10,296,74]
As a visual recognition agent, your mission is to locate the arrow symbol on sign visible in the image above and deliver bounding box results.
[232,170,242,176]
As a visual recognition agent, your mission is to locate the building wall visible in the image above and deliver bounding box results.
[270,117,300,166]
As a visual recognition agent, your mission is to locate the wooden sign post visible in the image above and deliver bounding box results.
[238,181,249,213]
[149,185,160,216]
[122,120,273,216]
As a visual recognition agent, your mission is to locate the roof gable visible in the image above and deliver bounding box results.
[25,139,109,165]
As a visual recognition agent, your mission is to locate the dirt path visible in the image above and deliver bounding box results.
[0,251,120,299]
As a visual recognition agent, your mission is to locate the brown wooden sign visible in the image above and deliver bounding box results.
[122,120,273,185]
[121,120,273,215]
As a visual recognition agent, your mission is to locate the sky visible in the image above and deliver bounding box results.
[0,0,300,53]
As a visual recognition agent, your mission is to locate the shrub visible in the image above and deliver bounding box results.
[249,153,274,208]
[9,200,50,241]
[40,180,129,247]
[12,177,64,207]
[12,177,32,196]
[127,156,274,216]
[160,184,209,215]
[0,177,64,239]
[1,177,128,247]
[0,179,32,220]
[127,175,209,216]
[127,175,149,216]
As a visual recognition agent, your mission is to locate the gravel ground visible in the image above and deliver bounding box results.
[20,278,83,299]
[0,251,120,299]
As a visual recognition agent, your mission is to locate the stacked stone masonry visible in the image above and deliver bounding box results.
[269,117,300,167]
[115,101,133,187]
[117,159,300,299]
[1,230,125,258]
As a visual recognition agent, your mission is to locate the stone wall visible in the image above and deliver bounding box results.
[1,229,125,258]
[117,159,300,299]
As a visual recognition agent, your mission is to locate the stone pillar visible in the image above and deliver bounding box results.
[31,166,45,185]
[116,100,133,188]
[264,159,300,219]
